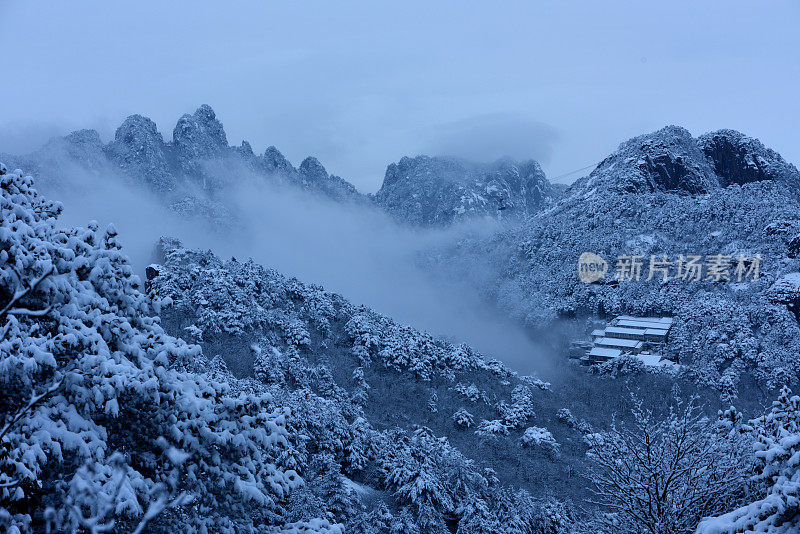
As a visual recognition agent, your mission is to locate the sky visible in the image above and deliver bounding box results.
[0,1,798,192]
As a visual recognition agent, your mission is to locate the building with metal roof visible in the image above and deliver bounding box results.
[581,315,674,365]
[594,337,644,353]
[586,346,623,363]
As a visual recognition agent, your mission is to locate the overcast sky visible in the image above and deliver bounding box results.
[1,1,798,191]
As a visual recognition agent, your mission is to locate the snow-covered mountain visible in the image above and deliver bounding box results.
[2,107,565,230]
[0,163,592,532]
[427,126,800,392]
[570,125,800,197]
[0,105,366,209]
[374,155,557,227]
[5,120,800,532]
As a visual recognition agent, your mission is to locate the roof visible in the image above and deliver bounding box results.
[588,347,622,358]
[605,326,646,336]
[595,337,643,349]
[644,328,669,337]
[617,319,673,330]
[617,315,673,324]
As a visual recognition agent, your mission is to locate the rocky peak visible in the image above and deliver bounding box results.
[262,146,296,175]
[699,129,800,189]
[64,128,102,148]
[571,126,800,200]
[172,105,229,179]
[62,129,106,169]
[105,114,174,192]
[299,156,328,183]
[2,104,370,207]
[297,156,362,201]
[29,128,108,174]
[575,126,719,196]
[238,140,254,157]
[113,114,162,145]
[376,155,555,227]
[173,104,228,151]
[517,159,553,210]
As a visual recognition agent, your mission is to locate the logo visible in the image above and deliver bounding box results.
[578,252,608,283]
[575,252,761,283]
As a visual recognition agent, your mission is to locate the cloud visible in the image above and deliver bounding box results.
[0,122,69,155]
[32,160,553,378]
[422,113,561,164]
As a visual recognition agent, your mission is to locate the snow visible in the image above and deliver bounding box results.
[588,347,622,358]
[375,155,554,226]
[634,352,677,368]
[0,167,300,532]
[521,426,559,451]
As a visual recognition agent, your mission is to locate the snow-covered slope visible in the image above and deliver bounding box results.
[0,164,306,532]
[0,164,587,533]
[145,237,587,500]
[570,126,800,198]
[427,127,800,392]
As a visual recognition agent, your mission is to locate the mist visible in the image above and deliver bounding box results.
[37,161,554,378]
[422,113,560,166]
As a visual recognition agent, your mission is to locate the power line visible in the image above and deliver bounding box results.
[548,163,597,182]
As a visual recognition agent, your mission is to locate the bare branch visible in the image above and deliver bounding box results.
[131,492,191,534]
[587,397,751,534]
[0,378,64,443]
[0,264,54,318]
[6,305,53,317]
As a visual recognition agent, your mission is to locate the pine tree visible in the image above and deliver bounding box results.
[697,386,800,533]
[0,168,300,532]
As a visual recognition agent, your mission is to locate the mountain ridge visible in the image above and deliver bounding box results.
[374,154,557,227]
[0,105,366,206]
[425,126,800,393]
[568,125,800,199]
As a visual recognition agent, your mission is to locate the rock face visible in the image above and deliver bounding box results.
[574,126,718,196]
[571,126,800,198]
[8,105,365,205]
[105,114,174,192]
[698,129,800,188]
[173,104,229,181]
[375,155,555,227]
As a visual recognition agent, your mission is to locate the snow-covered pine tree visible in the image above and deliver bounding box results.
[697,386,800,534]
[0,166,301,532]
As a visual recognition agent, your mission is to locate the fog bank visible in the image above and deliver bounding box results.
[39,163,553,377]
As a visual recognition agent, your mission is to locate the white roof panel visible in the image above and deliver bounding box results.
[617,316,673,324]
[617,319,673,330]
[588,347,622,358]
[644,328,669,336]
[606,326,646,335]
[596,337,641,348]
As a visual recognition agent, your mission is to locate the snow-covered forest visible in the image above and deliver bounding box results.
[4,110,800,532]
[3,3,800,532]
